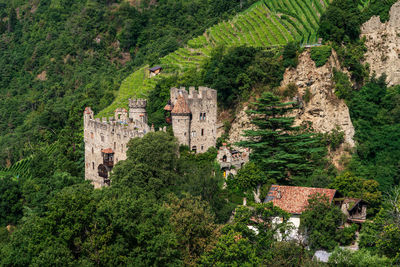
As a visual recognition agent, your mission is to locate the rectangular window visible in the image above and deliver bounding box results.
[114,142,116,150]
[201,129,204,136]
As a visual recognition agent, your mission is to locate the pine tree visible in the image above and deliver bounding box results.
[238,92,325,183]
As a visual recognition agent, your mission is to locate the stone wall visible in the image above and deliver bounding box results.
[83,106,150,188]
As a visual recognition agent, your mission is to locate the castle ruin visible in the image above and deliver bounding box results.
[84,86,217,187]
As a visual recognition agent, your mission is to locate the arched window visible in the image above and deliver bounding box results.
[222,155,227,162]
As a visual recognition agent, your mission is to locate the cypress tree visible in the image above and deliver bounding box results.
[7,7,17,33]
[238,92,325,183]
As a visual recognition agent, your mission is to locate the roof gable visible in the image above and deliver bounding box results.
[171,95,191,115]
[264,185,337,214]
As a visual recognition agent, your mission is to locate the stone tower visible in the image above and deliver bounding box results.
[168,86,217,153]
[129,99,147,124]
[171,93,191,146]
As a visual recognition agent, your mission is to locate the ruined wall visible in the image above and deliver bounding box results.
[361,1,400,86]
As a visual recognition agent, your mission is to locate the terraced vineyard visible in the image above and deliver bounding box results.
[100,0,332,116]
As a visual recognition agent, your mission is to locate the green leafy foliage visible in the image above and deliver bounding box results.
[328,247,392,266]
[310,45,332,67]
[333,69,353,100]
[347,77,400,191]
[318,0,362,43]
[300,194,347,251]
[330,172,382,215]
[0,175,22,226]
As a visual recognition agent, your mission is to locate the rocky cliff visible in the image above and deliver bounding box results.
[228,49,355,151]
[361,1,400,86]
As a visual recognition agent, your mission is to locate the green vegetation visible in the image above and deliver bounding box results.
[238,92,326,184]
[2,0,400,265]
[310,45,332,67]
[100,0,333,117]
[300,194,347,250]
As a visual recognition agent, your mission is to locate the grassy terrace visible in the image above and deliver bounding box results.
[99,0,333,117]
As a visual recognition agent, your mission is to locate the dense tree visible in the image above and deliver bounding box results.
[318,0,362,43]
[166,194,220,265]
[238,92,325,184]
[0,175,22,226]
[299,194,347,250]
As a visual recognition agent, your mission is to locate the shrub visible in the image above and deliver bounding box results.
[333,69,353,100]
[283,83,298,98]
[321,126,345,151]
[310,45,332,67]
[303,87,312,103]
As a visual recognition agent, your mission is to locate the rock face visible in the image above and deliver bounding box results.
[228,49,355,149]
[282,50,355,147]
[361,1,400,86]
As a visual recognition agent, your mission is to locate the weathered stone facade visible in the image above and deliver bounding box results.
[84,86,218,187]
[217,144,249,177]
[168,87,217,153]
[83,100,151,188]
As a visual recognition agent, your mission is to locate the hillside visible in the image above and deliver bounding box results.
[98,0,332,117]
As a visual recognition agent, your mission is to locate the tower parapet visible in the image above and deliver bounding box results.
[129,98,147,124]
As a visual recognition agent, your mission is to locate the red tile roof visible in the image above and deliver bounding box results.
[101,148,114,154]
[164,104,173,111]
[84,107,93,114]
[265,185,337,214]
[171,95,191,115]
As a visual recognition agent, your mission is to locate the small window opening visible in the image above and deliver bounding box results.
[101,135,104,142]
[114,142,116,150]
[92,162,94,170]
[201,129,204,136]
[90,132,94,139]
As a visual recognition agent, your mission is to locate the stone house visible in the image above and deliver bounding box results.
[217,143,249,177]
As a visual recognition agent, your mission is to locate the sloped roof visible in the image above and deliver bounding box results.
[171,95,191,115]
[164,104,173,111]
[149,66,162,72]
[101,148,114,154]
[264,185,337,214]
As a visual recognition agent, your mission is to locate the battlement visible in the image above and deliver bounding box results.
[188,86,217,100]
[129,99,147,109]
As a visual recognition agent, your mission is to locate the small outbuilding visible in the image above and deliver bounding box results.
[149,66,162,77]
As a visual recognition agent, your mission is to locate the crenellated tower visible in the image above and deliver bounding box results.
[129,99,147,124]
[168,86,217,153]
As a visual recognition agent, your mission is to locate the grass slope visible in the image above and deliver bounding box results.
[99,0,333,117]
